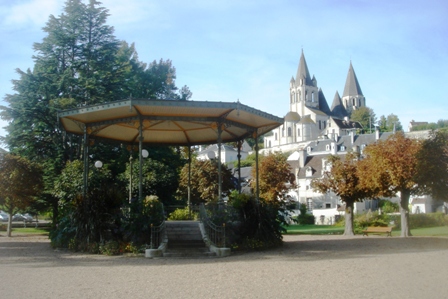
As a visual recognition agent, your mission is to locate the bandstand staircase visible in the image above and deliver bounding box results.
[164,221,216,258]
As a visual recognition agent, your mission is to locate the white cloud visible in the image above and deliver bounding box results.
[2,0,62,29]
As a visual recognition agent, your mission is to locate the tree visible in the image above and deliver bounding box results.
[312,152,371,236]
[178,159,235,204]
[252,152,294,205]
[415,130,448,202]
[358,133,421,237]
[377,114,403,132]
[0,154,43,237]
[350,106,377,133]
[0,0,190,224]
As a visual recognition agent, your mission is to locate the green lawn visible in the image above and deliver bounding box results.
[284,225,344,235]
[9,227,50,235]
[285,225,448,237]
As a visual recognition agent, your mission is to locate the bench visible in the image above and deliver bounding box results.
[362,226,393,237]
[23,220,39,228]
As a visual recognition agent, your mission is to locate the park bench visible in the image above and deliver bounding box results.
[362,226,393,237]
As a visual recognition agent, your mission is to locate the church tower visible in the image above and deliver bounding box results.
[290,51,319,116]
[341,62,365,114]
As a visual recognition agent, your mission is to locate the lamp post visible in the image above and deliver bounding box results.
[207,150,222,201]
[138,149,149,201]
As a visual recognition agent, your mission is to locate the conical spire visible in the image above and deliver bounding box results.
[342,62,363,97]
[295,50,312,86]
[318,88,332,115]
[331,91,348,118]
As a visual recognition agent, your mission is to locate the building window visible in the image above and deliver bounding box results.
[287,127,292,137]
[328,119,331,127]
[326,144,330,151]
[319,120,322,130]
[269,141,271,148]
[297,128,301,136]
[275,133,277,141]
[340,145,345,151]
[306,167,313,177]
[307,198,313,211]
[312,92,315,102]
[325,203,331,209]
[307,146,312,153]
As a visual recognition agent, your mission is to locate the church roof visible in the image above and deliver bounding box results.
[342,62,363,97]
[318,89,332,115]
[330,91,348,118]
[332,118,363,130]
[285,111,301,122]
[295,51,313,86]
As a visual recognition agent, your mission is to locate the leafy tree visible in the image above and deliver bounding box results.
[252,152,294,205]
[0,0,190,224]
[178,159,235,204]
[377,114,403,132]
[415,130,448,202]
[312,152,372,236]
[0,154,43,237]
[358,133,421,237]
[350,106,376,133]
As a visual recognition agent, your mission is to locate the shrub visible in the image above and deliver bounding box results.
[297,204,315,225]
[379,199,399,213]
[393,212,448,229]
[227,191,284,250]
[168,207,198,220]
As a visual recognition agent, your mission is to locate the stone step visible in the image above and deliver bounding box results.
[163,220,216,258]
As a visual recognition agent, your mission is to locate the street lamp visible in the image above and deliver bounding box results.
[94,160,103,169]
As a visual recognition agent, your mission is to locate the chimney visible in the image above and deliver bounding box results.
[350,130,355,144]
[375,126,380,140]
[331,141,337,155]
[299,149,307,168]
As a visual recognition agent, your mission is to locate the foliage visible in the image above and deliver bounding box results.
[0,154,44,237]
[393,213,448,229]
[379,199,399,213]
[0,0,189,226]
[177,158,235,204]
[312,152,372,236]
[49,159,123,250]
[227,191,284,250]
[168,207,199,220]
[121,195,165,246]
[233,153,256,167]
[377,114,403,132]
[252,152,294,205]
[297,203,315,224]
[119,147,183,205]
[350,106,377,133]
[415,130,448,202]
[410,119,448,132]
[359,132,422,237]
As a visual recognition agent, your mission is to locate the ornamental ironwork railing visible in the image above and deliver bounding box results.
[199,203,227,248]
[150,205,166,249]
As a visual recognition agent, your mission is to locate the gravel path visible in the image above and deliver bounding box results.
[1,233,448,299]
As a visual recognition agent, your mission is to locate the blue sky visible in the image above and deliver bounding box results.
[1,0,447,141]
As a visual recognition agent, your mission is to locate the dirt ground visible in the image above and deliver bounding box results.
[1,233,448,299]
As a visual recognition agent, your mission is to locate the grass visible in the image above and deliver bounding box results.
[285,224,448,237]
[284,224,344,235]
[9,227,50,235]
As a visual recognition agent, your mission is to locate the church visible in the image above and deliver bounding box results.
[264,51,364,151]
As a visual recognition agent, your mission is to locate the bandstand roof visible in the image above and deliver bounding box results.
[58,99,283,146]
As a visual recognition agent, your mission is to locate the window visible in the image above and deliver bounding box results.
[282,127,285,137]
[290,93,294,103]
[269,141,271,148]
[325,203,331,209]
[306,167,313,177]
[307,198,313,211]
[340,145,346,151]
[287,127,292,137]
[312,92,315,102]
[328,119,331,127]
[319,120,322,130]
[307,146,312,153]
[298,91,301,101]
[326,144,330,151]
[297,128,301,136]
[275,133,278,140]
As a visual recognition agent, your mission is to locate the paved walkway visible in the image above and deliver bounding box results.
[1,233,448,298]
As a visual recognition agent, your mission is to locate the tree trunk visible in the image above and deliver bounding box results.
[400,189,412,237]
[344,200,355,236]
[7,212,12,237]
